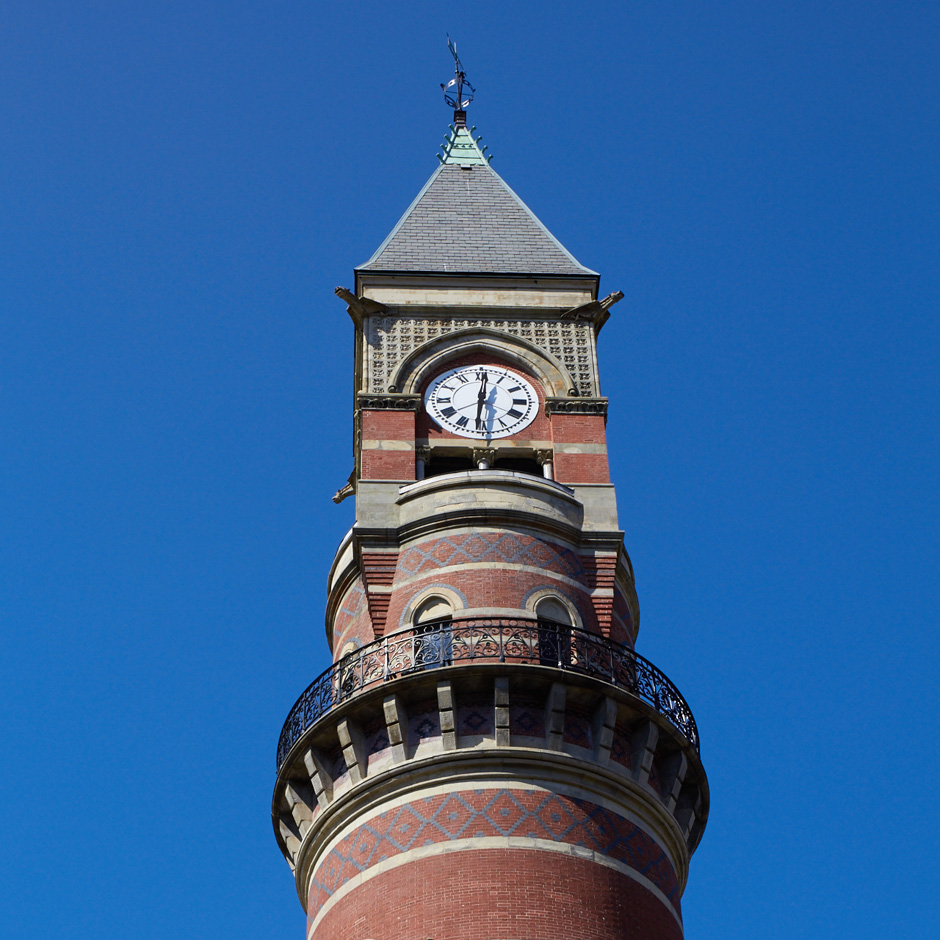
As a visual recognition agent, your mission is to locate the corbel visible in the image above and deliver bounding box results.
[494,677,510,746]
[630,719,659,788]
[334,286,387,325]
[559,290,624,333]
[437,680,457,751]
[383,694,409,764]
[302,747,334,809]
[545,682,567,751]
[336,717,367,784]
[591,696,618,765]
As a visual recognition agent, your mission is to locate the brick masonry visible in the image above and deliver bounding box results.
[332,580,372,656]
[330,530,636,654]
[311,844,683,940]
[308,788,681,919]
[360,357,612,486]
[388,530,595,627]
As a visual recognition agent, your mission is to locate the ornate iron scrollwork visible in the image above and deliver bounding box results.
[276,616,699,770]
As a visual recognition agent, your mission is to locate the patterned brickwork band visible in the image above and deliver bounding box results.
[309,787,681,916]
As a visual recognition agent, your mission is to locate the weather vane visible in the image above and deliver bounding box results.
[441,35,474,119]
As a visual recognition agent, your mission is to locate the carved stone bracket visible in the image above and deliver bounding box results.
[472,447,497,469]
[544,397,609,417]
[357,393,421,411]
[334,286,387,325]
[560,290,624,334]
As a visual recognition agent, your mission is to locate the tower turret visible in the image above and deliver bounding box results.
[272,63,708,940]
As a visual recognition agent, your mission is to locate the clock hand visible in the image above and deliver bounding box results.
[475,370,488,429]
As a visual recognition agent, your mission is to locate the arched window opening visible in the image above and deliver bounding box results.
[337,641,362,701]
[411,595,453,671]
[413,596,453,624]
[535,597,573,625]
[535,596,573,667]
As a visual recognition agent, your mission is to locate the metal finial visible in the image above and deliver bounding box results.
[441,35,474,121]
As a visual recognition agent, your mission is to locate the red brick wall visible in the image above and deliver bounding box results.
[331,579,373,658]
[360,409,416,480]
[383,531,599,632]
[311,849,683,940]
[550,413,610,484]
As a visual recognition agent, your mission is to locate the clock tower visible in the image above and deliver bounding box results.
[272,54,708,940]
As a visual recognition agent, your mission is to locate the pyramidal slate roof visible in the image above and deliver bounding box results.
[358,124,597,278]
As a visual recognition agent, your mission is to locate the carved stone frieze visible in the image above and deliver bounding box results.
[364,316,597,396]
[356,393,421,411]
[544,397,609,416]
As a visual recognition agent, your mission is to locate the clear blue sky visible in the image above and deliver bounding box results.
[1,2,937,938]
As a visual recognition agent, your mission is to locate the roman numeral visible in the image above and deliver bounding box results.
[454,373,470,384]
[512,398,527,406]
[436,396,451,404]
[456,416,469,427]
[507,385,521,392]
[507,408,523,419]
[441,406,456,418]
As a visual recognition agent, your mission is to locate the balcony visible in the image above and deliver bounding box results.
[276,617,698,771]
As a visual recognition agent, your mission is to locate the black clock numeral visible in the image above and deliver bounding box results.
[436,396,451,404]
[507,408,523,419]
[512,398,527,406]
[507,385,521,392]
[455,416,469,428]
[497,418,507,427]
[454,373,470,384]
[495,375,505,385]
[441,406,456,418]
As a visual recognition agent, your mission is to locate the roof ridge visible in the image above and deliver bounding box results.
[437,124,491,166]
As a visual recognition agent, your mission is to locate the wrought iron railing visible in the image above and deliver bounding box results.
[276,617,698,770]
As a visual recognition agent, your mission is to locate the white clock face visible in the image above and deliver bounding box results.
[425,365,539,439]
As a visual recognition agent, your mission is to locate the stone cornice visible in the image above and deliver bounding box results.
[356,393,421,411]
[544,396,608,416]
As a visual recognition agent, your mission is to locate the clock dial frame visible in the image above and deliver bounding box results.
[425,365,539,440]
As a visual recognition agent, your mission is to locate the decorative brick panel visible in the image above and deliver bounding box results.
[308,788,681,919]
[360,551,399,636]
[331,581,372,658]
[582,553,618,637]
[397,531,585,581]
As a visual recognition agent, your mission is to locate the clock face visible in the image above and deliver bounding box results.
[425,365,539,439]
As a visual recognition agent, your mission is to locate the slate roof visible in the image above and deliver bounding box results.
[358,125,597,277]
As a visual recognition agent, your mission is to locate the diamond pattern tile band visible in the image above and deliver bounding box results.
[309,788,680,915]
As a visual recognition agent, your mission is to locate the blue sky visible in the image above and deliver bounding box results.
[1,2,938,938]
